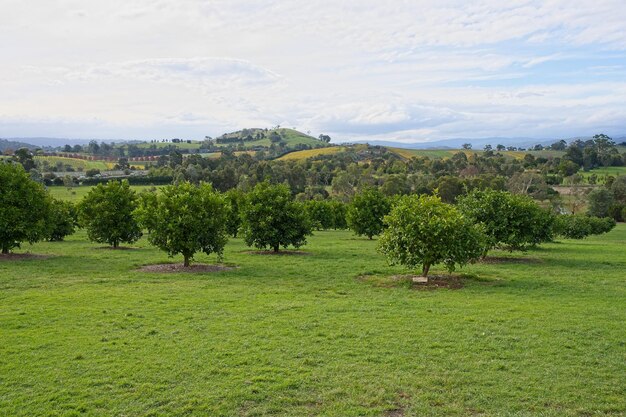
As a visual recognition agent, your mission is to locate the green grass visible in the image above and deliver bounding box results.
[579,166,626,180]
[35,156,112,170]
[48,185,163,202]
[1,226,625,416]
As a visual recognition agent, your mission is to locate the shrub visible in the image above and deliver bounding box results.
[135,182,228,266]
[47,199,78,241]
[305,200,334,230]
[378,195,487,279]
[241,182,312,252]
[346,188,391,239]
[555,214,616,239]
[224,189,245,238]
[0,163,52,253]
[78,180,142,248]
[554,215,593,239]
[329,200,348,230]
[588,216,616,235]
[458,189,555,251]
[587,188,614,218]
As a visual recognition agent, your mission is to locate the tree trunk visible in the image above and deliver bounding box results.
[183,254,190,267]
[113,240,119,249]
[273,244,279,253]
[422,264,430,278]
[1,246,8,255]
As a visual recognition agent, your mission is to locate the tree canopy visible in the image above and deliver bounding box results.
[135,182,228,266]
[378,195,486,278]
[0,163,52,253]
[77,180,142,248]
[458,189,555,251]
[241,182,312,252]
[346,188,391,239]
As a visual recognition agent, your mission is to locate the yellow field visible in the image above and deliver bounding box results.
[278,147,345,160]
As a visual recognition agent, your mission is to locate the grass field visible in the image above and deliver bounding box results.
[35,156,112,170]
[47,185,163,202]
[1,224,624,416]
[580,166,626,182]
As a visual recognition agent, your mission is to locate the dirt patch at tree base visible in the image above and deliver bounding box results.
[358,274,465,290]
[0,253,50,261]
[393,274,465,289]
[96,246,140,251]
[479,256,542,264]
[137,264,234,273]
[243,250,311,256]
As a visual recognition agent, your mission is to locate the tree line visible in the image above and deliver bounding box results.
[1,162,616,280]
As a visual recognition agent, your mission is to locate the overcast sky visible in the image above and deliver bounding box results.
[1,0,626,142]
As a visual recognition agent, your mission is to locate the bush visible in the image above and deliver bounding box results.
[0,163,52,253]
[305,200,334,230]
[47,199,78,241]
[347,188,391,239]
[78,180,142,248]
[458,189,555,251]
[588,216,616,235]
[378,195,486,279]
[329,200,348,230]
[224,189,245,238]
[555,214,616,239]
[135,182,228,266]
[587,188,614,218]
[554,215,593,239]
[241,182,312,252]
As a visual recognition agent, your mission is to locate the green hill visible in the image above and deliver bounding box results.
[214,128,324,148]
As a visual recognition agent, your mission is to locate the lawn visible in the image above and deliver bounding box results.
[0,226,624,416]
[47,185,163,202]
[35,156,112,171]
[579,166,626,183]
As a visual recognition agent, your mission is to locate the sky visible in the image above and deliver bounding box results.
[1,0,626,143]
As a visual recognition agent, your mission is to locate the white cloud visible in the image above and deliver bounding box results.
[1,0,625,141]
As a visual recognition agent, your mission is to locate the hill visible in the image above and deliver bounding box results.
[214,128,324,149]
[0,138,42,152]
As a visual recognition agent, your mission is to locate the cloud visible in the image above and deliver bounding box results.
[62,57,281,88]
[1,0,626,140]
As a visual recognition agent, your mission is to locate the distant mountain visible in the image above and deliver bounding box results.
[0,137,131,148]
[344,135,626,150]
[0,138,44,152]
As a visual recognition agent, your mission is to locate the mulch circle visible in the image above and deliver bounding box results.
[393,274,465,290]
[243,250,311,256]
[0,253,50,261]
[137,264,234,273]
[96,246,139,250]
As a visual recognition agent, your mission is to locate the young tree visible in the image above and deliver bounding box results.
[224,188,245,238]
[587,188,614,218]
[78,180,142,248]
[47,199,78,241]
[241,182,312,252]
[346,188,391,239]
[458,189,555,251]
[305,200,334,230]
[378,195,486,279]
[135,182,228,267]
[0,163,52,253]
[329,200,348,230]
